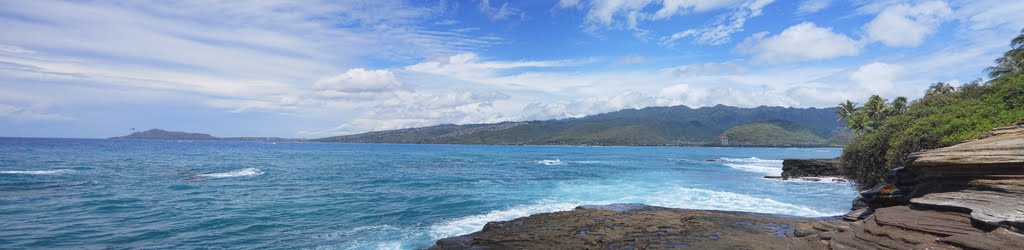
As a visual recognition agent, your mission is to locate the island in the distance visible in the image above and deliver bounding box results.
[110,105,851,147]
[110,129,304,142]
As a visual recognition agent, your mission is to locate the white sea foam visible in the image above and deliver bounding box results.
[429,202,580,239]
[536,159,565,166]
[766,176,852,184]
[723,163,783,176]
[716,157,784,175]
[428,186,837,240]
[620,187,833,217]
[0,169,71,175]
[197,168,263,178]
[718,157,783,164]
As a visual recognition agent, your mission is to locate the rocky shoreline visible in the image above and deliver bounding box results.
[430,124,1024,249]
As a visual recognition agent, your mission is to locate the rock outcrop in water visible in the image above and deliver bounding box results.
[780,158,843,179]
[430,204,829,250]
[431,124,1024,249]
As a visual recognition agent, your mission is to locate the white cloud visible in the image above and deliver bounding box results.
[864,1,952,47]
[573,0,769,44]
[953,0,1024,31]
[479,0,524,21]
[736,22,862,63]
[404,53,593,92]
[661,0,774,45]
[670,62,747,76]
[850,62,903,93]
[653,0,743,19]
[796,0,832,14]
[557,0,582,8]
[0,104,73,122]
[313,68,402,94]
[305,90,512,135]
[519,90,656,121]
[0,0,498,114]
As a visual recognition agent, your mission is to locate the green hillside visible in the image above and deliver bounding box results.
[719,123,826,146]
[317,105,847,146]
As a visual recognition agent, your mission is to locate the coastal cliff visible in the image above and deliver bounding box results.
[431,124,1024,249]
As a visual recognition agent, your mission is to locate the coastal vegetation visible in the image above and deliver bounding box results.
[719,122,828,146]
[838,30,1024,188]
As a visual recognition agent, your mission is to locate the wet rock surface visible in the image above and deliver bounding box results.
[429,204,830,250]
[780,158,844,179]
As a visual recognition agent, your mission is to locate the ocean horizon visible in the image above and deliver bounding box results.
[0,138,857,249]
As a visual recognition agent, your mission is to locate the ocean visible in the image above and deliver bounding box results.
[0,138,858,249]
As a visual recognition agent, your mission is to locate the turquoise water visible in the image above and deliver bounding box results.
[0,138,858,249]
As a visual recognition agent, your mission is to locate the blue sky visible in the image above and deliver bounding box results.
[1,0,1022,138]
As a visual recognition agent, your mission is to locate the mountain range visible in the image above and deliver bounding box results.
[315,105,849,146]
[113,105,849,147]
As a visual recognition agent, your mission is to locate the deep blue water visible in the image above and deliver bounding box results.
[0,138,858,249]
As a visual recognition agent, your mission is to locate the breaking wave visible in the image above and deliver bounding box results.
[196,168,263,178]
[428,186,837,240]
[536,159,565,166]
[0,169,72,175]
[717,157,784,176]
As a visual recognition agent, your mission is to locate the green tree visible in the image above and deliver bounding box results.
[987,28,1024,79]
[835,100,858,121]
[926,82,955,95]
[986,54,1022,79]
[863,95,890,120]
[891,96,908,115]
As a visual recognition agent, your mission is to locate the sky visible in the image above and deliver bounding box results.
[1,0,1022,138]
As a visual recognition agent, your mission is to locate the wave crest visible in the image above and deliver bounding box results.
[197,168,263,178]
[428,186,837,240]
[0,170,71,175]
[536,159,565,166]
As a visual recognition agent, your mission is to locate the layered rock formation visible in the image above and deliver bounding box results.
[826,123,1024,249]
[781,158,844,179]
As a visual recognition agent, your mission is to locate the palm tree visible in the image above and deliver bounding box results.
[863,95,889,119]
[987,28,1024,79]
[847,113,869,134]
[926,82,955,95]
[1011,28,1024,49]
[987,54,1023,79]
[835,100,858,121]
[891,96,908,115]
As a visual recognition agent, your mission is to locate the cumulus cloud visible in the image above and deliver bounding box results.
[850,62,903,93]
[519,90,656,121]
[796,0,832,15]
[736,22,862,63]
[306,90,512,135]
[313,68,403,96]
[864,1,952,47]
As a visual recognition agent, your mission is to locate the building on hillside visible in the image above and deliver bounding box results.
[719,135,730,146]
